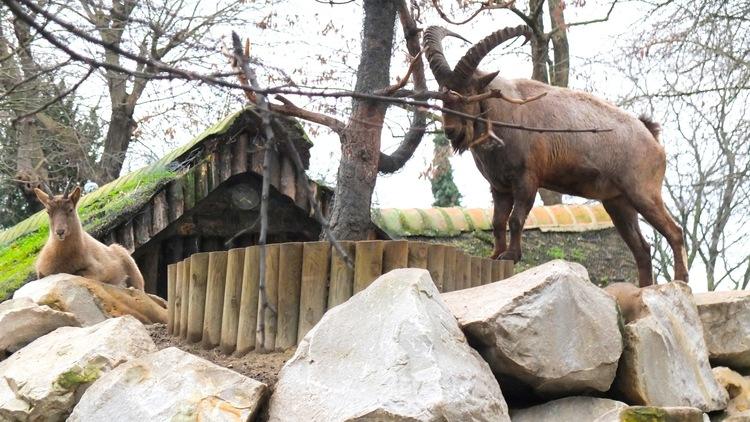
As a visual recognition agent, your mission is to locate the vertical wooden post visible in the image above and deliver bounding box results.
[186,253,209,343]
[353,240,384,293]
[382,240,409,273]
[202,251,228,349]
[298,241,330,343]
[220,248,245,354]
[470,256,482,287]
[442,247,456,292]
[481,259,493,285]
[236,246,260,355]
[455,252,469,290]
[279,158,296,200]
[231,133,248,175]
[179,257,191,339]
[167,264,177,335]
[328,241,355,308]
[407,241,429,269]
[172,261,183,336]
[492,259,505,282]
[276,242,303,350]
[260,244,280,352]
[503,260,515,278]
[167,180,184,222]
[426,244,446,291]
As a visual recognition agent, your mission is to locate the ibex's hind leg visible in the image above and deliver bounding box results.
[603,197,654,287]
[499,178,537,263]
[490,189,513,259]
[629,192,689,282]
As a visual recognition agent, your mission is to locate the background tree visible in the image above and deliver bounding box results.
[426,132,462,207]
[616,0,750,290]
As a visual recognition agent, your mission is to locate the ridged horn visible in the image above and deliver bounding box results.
[453,25,532,86]
[423,26,470,89]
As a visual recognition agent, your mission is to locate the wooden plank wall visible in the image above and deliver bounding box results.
[121,131,331,295]
[168,240,514,354]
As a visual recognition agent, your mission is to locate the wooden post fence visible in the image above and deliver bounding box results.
[168,240,514,355]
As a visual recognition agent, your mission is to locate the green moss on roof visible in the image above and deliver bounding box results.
[0,107,272,300]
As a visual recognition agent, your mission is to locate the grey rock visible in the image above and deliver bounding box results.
[614,282,728,412]
[13,274,167,326]
[695,291,750,370]
[69,347,267,422]
[510,397,628,422]
[268,268,509,422]
[0,297,79,356]
[0,316,156,421]
[443,260,623,397]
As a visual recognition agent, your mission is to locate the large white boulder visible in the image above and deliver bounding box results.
[0,297,79,356]
[510,397,628,422]
[0,316,156,421]
[442,260,622,397]
[267,268,509,422]
[613,282,728,412]
[694,291,750,370]
[69,347,267,422]
[13,274,166,326]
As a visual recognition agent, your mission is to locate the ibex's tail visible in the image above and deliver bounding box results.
[639,115,661,142]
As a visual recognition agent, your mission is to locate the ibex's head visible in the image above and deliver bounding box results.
[34,185,82,241]
[423,25,532,152]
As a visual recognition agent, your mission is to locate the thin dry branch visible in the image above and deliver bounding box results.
[4,0,613,136]
[379,49,424,96]
[431,0,515,26]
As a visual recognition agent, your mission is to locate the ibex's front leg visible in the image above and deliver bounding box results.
[490,189,513,259]
[498,177,537,263]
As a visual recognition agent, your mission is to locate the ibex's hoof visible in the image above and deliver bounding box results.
[497,250,521,263]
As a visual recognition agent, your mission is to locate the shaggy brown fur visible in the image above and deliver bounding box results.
[424,25,689,287]
[34,187,145,290]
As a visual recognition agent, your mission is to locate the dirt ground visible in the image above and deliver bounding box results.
[146,323,294,387]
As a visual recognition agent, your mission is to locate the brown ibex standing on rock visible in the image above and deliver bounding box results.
[423,25,688,286]
[34,186,145,290]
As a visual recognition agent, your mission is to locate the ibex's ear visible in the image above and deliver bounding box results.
[69,186,81,205]
[477,71,499,89]
[34,188,50,206]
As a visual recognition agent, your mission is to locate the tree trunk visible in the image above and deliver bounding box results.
[329,0,398,240]
[527,0,564,206]
[97,105,135,183]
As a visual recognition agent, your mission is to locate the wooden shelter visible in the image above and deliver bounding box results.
[0,108,332,299]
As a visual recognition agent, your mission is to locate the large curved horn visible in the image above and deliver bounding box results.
[423,26,470,89]
[453,25,532,85]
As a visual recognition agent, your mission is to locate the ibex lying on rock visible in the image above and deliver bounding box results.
[34,186,145,290]
[423,25,688,286]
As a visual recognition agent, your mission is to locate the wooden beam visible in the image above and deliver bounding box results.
[220,248,245,354]
[276,242,303,350]
[167,179,184,222]
[202,251,228,349]
[382,240,408,273]
[328,241,355,308]
[353,240,384,293]
[297,241,330,343]
[427,244,446,291]
[231,133,249,175]
[186,253,210,343]
[236,246,260,355]
[443,247,456,292]
[152,191,169,234]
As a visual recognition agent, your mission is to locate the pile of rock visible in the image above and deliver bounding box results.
[1,261,748,421]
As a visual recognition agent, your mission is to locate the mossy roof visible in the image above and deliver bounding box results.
[372,203,613,238]
[0,108,311,299]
